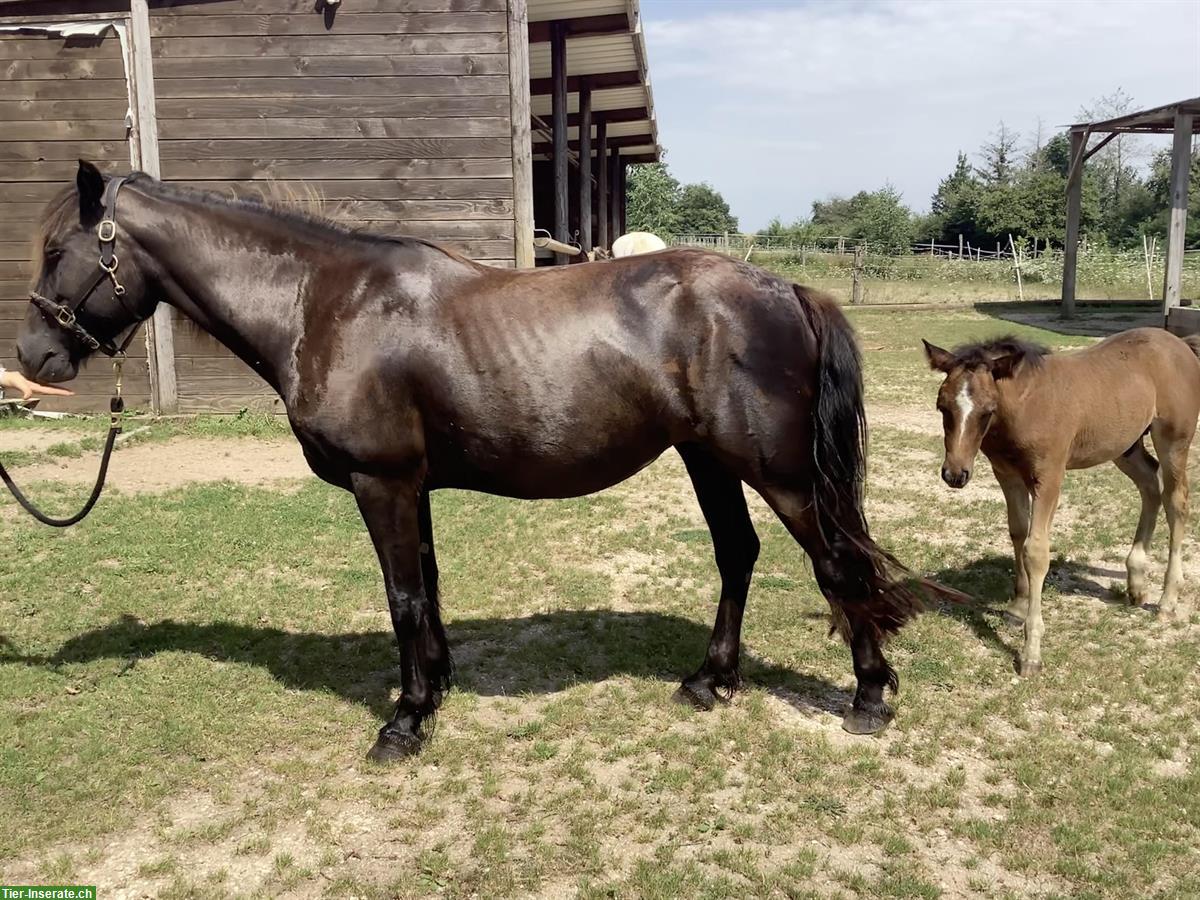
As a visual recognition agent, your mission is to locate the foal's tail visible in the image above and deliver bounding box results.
[797,286,967,643]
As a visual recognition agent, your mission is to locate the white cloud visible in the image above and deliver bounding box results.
[642,0,1200,230]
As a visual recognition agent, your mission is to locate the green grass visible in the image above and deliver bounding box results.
[1,305,1198,896]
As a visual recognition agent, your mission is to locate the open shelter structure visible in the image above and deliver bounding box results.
[0,0,661,413]
[1063,97,1198,324]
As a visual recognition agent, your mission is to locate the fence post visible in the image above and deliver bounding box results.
[1009,234,1024,302]
[851,244,865,305]
[958,234,964,259]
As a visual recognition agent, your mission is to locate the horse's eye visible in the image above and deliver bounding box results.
[44,247,63,264]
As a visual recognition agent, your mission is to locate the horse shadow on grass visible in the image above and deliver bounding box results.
[1,609,851,723]
[972,300,1162,340]
[931,551,1133,671]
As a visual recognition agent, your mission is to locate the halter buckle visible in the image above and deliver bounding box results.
[97,219,116,243]
[55,307,76,327]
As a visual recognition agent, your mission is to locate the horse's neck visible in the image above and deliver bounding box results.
[125,187,324,394]
[991,362,1050,448]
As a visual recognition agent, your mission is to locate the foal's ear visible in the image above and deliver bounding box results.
[76,160,105,228]
[922,339,955,373]
[989,353,1020,380]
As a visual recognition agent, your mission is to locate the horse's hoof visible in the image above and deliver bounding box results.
[842,704,893,735]
[674,681,717,711]
[366,727,422,763]
[1018,658,1042,677]
[1129,592,1150,608]
[1156,605,1181,623]
[1002,611,1026,628]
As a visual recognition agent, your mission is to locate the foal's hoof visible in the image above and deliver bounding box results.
[366,727,422,763]
[1018,658,1042,677]
[842,704,893,736]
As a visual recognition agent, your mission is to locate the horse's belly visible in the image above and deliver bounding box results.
[425,425,674,499]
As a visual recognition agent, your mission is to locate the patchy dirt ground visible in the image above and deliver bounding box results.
[8,436,313,493]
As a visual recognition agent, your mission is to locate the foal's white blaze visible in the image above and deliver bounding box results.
[955,381,974,442]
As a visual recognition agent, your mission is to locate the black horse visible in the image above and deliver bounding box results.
[15,162,948,760]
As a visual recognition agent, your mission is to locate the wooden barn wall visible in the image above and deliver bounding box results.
[0,0,515,414]
[147,0,514,413]
[0,20,154,413]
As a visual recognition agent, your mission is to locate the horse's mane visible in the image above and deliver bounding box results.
[34,172,480,269]
[948,335,1050,369]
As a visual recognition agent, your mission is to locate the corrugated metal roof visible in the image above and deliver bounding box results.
[525,0,659,161]
[527,0,627,22]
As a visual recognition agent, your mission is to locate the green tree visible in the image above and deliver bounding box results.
[625,162,682,235]
[673,182,738,234]
[624,162,737,237]
[928,152,985,246]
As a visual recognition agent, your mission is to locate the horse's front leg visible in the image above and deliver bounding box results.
[1019,472,1062,676]
[995,468,1032,625]
[351,471,452,761]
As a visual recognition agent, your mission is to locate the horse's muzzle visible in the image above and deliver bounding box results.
[941,466,971,489]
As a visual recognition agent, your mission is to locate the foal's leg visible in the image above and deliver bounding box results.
[1113,443,1161,608]
[1150,423,1192,619]
[755,484,896,734]
[995,469,1032,624]
[676,443,760,710]
[1019,472,1063,676]
[352,473,452,761]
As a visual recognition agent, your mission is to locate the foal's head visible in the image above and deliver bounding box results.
[18,161,158,383]
[922,337,1048,488]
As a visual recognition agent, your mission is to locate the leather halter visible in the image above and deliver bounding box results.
[28,174,143,358]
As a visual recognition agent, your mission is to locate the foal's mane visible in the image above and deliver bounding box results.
[33,172,479,271]
[948,336,1050,369]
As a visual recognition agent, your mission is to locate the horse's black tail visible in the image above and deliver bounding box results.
[796,285,967,644]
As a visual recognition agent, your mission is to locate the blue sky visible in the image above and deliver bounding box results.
[640,0,1200,231]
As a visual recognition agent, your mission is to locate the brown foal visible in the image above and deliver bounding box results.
[923,328,1200,675]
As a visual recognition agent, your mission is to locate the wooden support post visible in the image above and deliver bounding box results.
[550,20,569,264]
[851,243,864,305]
[608,148,622,243]
[129,0,176,414]
[596,115,609,250]
[617,155,627,236]
[577,80,592,254]
[1162,111,1194,320]
[508,0,535,268]
[1062,129,1084,319]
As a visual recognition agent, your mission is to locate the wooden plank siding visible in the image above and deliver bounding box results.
[0,27,153,413]
[145,0,516,413]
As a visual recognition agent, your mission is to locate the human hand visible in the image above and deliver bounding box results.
[0,370,74,399]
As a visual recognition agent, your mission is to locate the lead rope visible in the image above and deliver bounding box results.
[0,355,125,527]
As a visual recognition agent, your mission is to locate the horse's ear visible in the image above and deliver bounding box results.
[989,353,1020,380]
[76,160,105,227]
[922,339,955,373]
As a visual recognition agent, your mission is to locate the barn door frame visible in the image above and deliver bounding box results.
[0,2,177,414]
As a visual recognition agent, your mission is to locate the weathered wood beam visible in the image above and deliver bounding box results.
[551,20,569,264]
[130,0,178,414]
[608,148,621,241]
[531,106,648,129]
[1062,129,1084,319]
[596,115,608,250]
[532,133,653,154]
[1163,110,1194,317]
[577,80,592,252]
[508,0,534,268]
[527,13,629,42]
[530,69,641,96]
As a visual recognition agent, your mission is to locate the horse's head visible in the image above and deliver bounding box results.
[922,338,1024,489]
[18,161,158,384]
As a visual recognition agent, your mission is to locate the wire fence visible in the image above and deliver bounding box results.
[666,233,1200,303]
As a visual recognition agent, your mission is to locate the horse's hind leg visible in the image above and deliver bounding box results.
[754,483,896,734]
[352,474,452,761]
[1113,442,1161,607]
[676,443,760,710]
[1150,421,1192,619]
